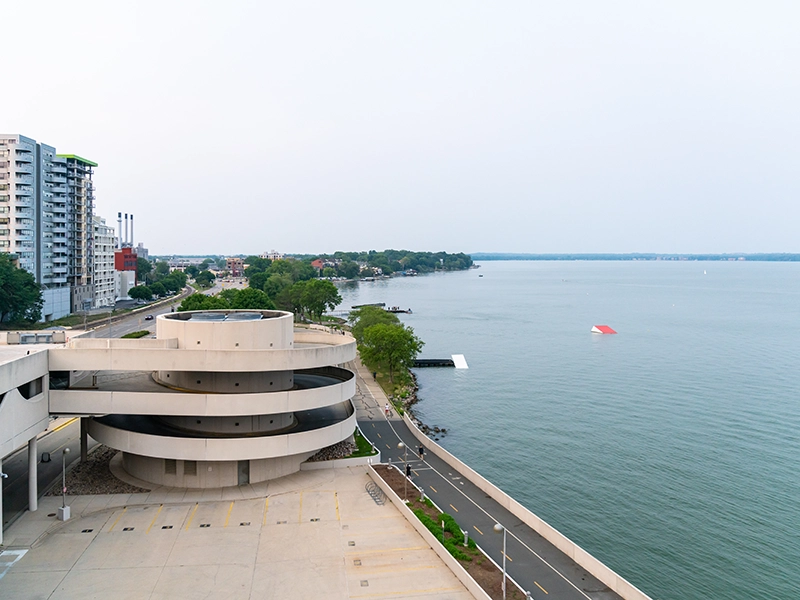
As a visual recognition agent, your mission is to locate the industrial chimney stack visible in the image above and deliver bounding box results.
[117,212,122,249]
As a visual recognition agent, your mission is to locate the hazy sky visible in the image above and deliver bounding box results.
[6,2,799,255]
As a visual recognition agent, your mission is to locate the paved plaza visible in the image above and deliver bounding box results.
[0,467,472,600]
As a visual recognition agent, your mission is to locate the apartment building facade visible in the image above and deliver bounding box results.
[92,215,116,308]
[0,134,98,319]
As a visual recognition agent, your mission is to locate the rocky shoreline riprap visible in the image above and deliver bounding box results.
[398,371,448,441]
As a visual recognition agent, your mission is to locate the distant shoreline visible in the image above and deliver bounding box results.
[470,253,800,262]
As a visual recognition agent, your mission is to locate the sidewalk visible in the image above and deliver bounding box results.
[348,356,400,421]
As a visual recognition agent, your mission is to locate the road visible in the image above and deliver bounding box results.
[1,419,97,530]
[360,418,624,600]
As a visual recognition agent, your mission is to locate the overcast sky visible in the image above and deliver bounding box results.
[6,2,799,255]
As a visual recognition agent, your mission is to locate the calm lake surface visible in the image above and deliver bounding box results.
[337,261,800,600]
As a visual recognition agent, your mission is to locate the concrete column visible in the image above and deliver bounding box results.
[28,437,38,512]
[0,458,4,546]
[80,418,88,463]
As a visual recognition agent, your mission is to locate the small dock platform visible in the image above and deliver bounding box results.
[413,354,468,369]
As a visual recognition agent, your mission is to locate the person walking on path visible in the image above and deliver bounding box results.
[385,403,391,417]
[418,445,425,461]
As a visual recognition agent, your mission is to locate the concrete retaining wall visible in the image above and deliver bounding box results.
[300,453,380,470]
[403,414,653,600]
[367,465,491,600]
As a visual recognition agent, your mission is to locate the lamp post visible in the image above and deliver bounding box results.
[397,442,408,500]
[493,523,507,599]
[58,447,71,521]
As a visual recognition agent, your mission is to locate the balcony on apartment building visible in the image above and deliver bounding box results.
[15,174,33,184]
[15,163,34,174]
[15,186,33,195]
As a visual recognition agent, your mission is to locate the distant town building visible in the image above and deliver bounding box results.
[226,256,244,277]
[135,242,149,260]
[92,216,116,308]
[260,250,284,261]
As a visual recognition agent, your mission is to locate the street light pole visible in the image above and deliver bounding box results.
[397,442,408,500]
[494,523,507,599]
[58,447,71,521]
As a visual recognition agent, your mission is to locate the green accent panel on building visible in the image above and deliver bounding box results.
[56,154,98,167]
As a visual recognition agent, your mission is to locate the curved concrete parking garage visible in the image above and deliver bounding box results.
[57,310,359,488]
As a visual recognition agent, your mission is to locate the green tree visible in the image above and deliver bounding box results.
[248,271,269,292]
[0,254,42,323]
[277,280,307,317]
[155,261,170,277]
[185,265,199,277]
[264,273,293,299]
[359,323,424,384]
[178,293,228,312]
[301,279,342,320]
[337,261,360,280]
[322,267,336,278]
[195,270,215,287]
[229,288,276,310]
[128,285,152,301]
[150,282,166,297]
[348,306,400,343]
[136,257,153,283]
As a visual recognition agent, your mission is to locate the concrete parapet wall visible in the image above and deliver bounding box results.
[48,340,357,372]
[367,465,491,600]
[87,411,358,462]
[403,414,653,600]
[50,374,356,416]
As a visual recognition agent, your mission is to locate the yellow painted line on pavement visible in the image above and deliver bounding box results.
[535,581,549,594]
[185,503,199,530]
[262,497,269,524]
[429,485,437,493]
[449,504,459,513]
[335,492,340,521]
[224,501,234,527]
[109,507,127,532]
[146,504,163,533]
[350,586,463,598]
[52,417,78,433]
[473,525,484,535]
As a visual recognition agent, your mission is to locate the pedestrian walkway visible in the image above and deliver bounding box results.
[353,368,627,600]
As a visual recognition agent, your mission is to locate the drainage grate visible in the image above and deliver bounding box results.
[277,520,287,524]
[353,559,362,566]
[81,529,93,533]
[199,523,211,528]
[310,518,320,522]
[240,522,250,527]
[162,525,173,530]
[348,541,355,546]
[123,527,134,531]
[360,580,369,587]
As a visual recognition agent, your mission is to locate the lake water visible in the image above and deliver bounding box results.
[337,261,800,600]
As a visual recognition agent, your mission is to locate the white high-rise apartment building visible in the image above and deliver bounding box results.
[0,134,98,320]
[93,215,116,308]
